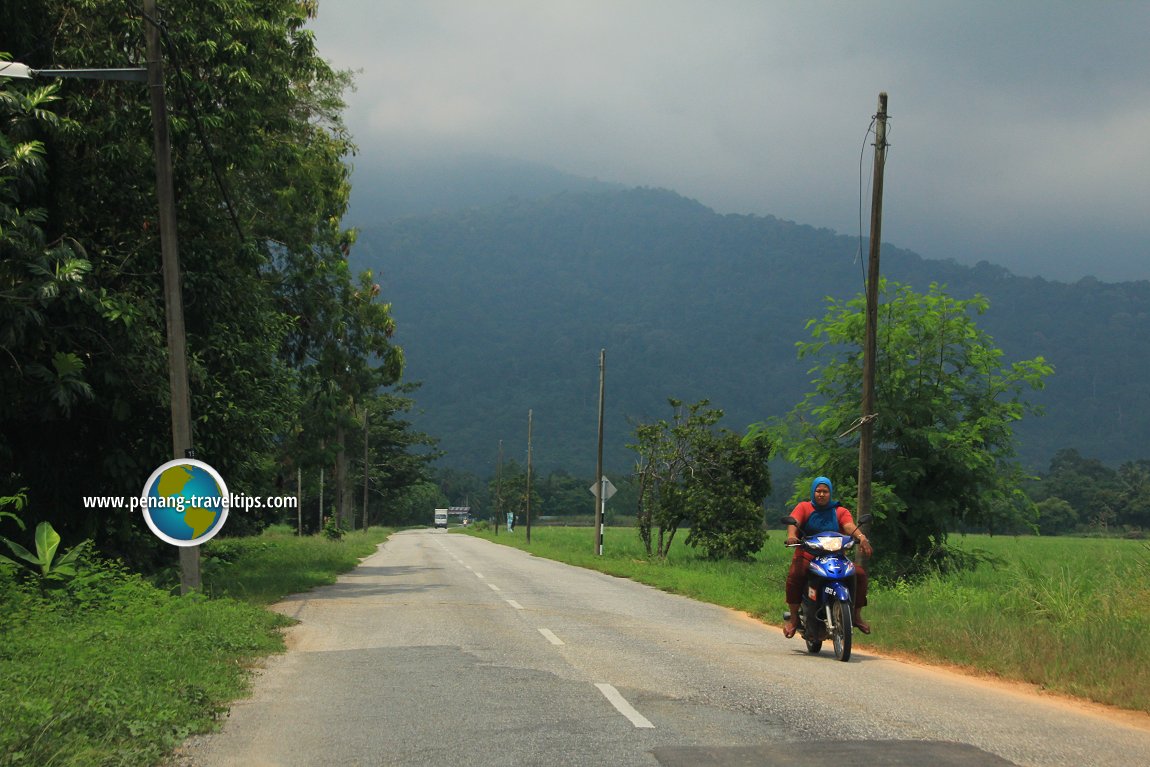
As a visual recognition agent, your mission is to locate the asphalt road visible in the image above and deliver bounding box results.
[179,529,1150,766]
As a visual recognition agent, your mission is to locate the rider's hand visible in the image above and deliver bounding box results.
[858,536,873,557]
[785,536,800,546]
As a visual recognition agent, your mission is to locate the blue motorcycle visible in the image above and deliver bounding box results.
[783,529,861,662]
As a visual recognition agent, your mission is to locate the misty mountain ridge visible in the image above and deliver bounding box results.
[346,153,624,225]
[349,173,1150,476]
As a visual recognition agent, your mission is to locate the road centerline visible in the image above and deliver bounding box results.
[595,683,655,729]
[538,628,564,645]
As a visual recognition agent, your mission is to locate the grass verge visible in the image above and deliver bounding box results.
[463,526,1150,714]
[0,525,392,767]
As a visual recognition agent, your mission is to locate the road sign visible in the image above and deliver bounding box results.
[589,477,617,501]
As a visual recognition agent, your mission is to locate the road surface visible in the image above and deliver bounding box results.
[179,529,1150,766]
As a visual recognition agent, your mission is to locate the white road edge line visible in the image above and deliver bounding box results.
[488,583,501,592]
[595,683,654,729]
[538,628,564,645]
[475,572,485,579]
[505,599,524,610]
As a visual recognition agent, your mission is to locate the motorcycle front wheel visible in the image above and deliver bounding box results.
[831,599,852,662]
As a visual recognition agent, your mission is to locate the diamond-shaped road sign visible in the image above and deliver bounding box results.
[589,477,617,500]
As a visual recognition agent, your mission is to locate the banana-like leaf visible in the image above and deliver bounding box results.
[1,536,42,566]
[54,540,90,568]
[34,522,61,573]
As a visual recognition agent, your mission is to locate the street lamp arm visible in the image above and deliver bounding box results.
[0,62,147,82]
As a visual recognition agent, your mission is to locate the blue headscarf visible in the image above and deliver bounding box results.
[804,476,840,535]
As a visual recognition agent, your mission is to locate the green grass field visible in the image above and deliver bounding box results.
[463,526,1150,713]
[0,526,392,767]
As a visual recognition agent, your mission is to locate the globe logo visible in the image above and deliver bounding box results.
[140,459,230,546]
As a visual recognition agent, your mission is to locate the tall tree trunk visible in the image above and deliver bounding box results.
[335,423,351,529]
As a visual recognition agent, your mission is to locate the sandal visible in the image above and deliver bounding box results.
[783,621,798,639]
[855,619,871,635]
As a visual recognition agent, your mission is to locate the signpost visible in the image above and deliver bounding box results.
[589,476,616,555]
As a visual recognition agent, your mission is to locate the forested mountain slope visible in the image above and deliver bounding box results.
[353,188,1150,475]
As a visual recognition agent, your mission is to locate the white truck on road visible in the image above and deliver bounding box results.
[433,509,449,529]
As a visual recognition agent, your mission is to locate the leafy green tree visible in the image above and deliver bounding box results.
[769,281,1051,567]
[1029,449,1123,532]
[377,481,448,527]
[684,432,771,560]
[352,385,441,528]
[2,4,412,561]
[484,460,538,528]
[1116,460,1150,530]
[538,470,592,517]
[631,399,771,559]
[1036,497,1079,536]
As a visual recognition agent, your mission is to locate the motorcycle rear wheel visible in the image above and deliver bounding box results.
[831,599,852,661]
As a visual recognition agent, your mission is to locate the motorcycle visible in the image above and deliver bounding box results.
[781,518,866,662]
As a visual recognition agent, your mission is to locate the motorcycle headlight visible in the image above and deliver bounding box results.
[816,536,842,552]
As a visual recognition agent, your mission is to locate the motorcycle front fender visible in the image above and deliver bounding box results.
[829,581,852,603]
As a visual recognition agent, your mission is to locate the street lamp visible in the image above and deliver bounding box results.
[1,0,199,592]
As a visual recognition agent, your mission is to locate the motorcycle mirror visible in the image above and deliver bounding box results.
[780,515,799,527]
[857,513,873,526]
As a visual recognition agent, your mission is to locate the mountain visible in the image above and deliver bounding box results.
[345,153,623,225]
[351,186,1150,476]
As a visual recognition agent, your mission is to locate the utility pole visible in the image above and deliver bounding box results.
[1,5,197,590]
[494,440,502,536]
[594,349,606,555]
[856,91,889,552]
[525,409,533,544]
[144,0,198,593]
[362,407,370,530]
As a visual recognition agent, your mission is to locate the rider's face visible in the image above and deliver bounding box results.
[814,485,830,503]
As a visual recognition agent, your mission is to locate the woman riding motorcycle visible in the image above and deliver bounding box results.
[782,476,873,638]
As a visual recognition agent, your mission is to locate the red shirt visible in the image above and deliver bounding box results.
[789,501,855,560]
[790,501,855,533]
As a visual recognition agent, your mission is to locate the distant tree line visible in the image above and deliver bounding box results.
[1025,449,1150,536]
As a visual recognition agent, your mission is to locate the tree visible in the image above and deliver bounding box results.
[484,460,537,528]
[353,385,441,527]
[1028,449,1124,533]
[0,3,409,564]
[1036,497,1078,536]
[768,281,1052,568]
[684,432,771,560]
[630,399,771,559]
[1116,460,1150,530]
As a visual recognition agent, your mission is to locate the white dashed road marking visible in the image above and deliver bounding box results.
[595,684,655,729]
[538,628,564,645]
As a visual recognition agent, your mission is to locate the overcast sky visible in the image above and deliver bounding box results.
[309,1,1150,283]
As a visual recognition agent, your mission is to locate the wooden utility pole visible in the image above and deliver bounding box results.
[494,440,502,536]
[856,92,889,544]
[362,407,370,529]
[145,0,198,593]
[525,410,533,544]
[593,349,606,555]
